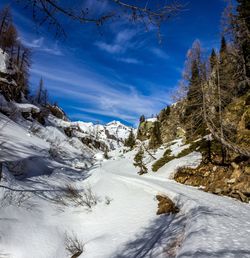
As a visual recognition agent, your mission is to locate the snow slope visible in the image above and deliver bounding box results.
[1,140,250,258]
[0,113,49,162]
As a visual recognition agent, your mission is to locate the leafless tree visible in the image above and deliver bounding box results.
[15,0,183,39]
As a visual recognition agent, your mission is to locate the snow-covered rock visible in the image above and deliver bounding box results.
[0,49,7,73]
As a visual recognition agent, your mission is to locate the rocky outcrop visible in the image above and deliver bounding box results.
[174,161,250,203]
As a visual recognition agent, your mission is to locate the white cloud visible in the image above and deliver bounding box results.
[95,29,137,54]
[150,47,169,59]
[95,42,123,54]
[22,37,63,56]
[31,65,169,124]
[116,57,141,64]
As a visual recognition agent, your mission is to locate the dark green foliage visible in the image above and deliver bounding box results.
[219,36,236,104]
[210,48,217,71]
[139,115,145,123]
[124,129,136,149]
[184,55,205,138]
[152,148,174,172]
[235,0,250,82]
[133,148,147,174]
[158,106,171,122]
[152,138,225,172]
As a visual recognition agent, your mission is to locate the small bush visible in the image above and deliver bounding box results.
[62,184,99,210]
[152,148,174,172]
[104,196,113,205]
[65,233,84,258]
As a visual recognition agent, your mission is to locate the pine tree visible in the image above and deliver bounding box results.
[219,36,236,104]
[35,77,49,106]
[133,148,147,175]
[139,115,145,123]
[124,129,136,149]
[16,46,31,98]
[183,41,206,138]
[210,48,217,71]
[235,0,250,84]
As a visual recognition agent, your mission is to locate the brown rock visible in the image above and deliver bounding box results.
[245,166,250,175]
[227,178,236,184]
[156,195,179,215]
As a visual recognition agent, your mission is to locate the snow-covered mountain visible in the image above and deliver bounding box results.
[47,115,134,150]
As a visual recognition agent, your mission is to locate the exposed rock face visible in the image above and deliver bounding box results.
[174,161,250,203]
[224,93,250,152]
[148,121,162,149]
[156,195,179,215]
[48,104,68,120]
[159,102,186,144]
[137,120,155,141]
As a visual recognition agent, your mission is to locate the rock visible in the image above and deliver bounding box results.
[156,195,179,215]
[245,166,250,175]
[231,162,239,170]
[230,163,241,180]
[204,171,210,177]
[233,182,250,196]
[227,178,236,184]
[235,191,249,203]
[213,188,222,194]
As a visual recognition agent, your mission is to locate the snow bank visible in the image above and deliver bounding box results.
[146,117,158,123]
[0,113,49,162]
[14,103,40,113]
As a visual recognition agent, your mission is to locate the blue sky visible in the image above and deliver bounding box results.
[1,0,226,126]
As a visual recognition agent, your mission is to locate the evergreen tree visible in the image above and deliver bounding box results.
[35,77,48,105]
[219,36,237,105]
[139,115,145,123]
[36,78,44,104]
[210,48,217,71]
[235,0,250,84]
[17,46,31,98]
[133,148,147,175]
[158,106,171,122]
[124,129,136,149]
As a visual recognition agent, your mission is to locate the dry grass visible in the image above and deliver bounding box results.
[57,184,99,210]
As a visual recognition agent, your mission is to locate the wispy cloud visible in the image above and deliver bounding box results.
[95,29,137,54]
[22,37,63,56]
[116,57,142,64]
[31,64,169,124]
[94,41,123,54]
[150,47,169,59]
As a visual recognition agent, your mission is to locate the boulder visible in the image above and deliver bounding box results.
[156,195,179,215]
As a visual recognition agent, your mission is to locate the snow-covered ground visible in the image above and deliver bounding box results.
[1,132,250,258]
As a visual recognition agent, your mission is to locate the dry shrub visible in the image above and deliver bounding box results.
[60,184,99,210]
[0,189,33,209]
[65,233,84,258]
